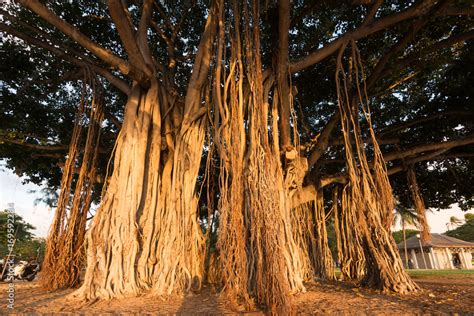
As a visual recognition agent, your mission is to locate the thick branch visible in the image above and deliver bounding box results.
[104,112,123,129]
[0,138,68,151]
[289,0,436,73]
[366,17,428,90]
[312,135,474,190]
[107,0,152,78]
[441,6,474,16]
[0,23,130,95]
[153,1,174,32]
[362,0,384,26]
[306,112,340,169]
[380,30,474,79]
[136,0,156,69]
[383,135,474,162]
[379,111,474,137]
[386,148,450,175]
[17,0,145,81]
[183,1,218,117]
[305,25,470,171]
[330,136,400,146]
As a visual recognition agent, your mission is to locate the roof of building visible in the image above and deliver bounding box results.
[397,233,474,249]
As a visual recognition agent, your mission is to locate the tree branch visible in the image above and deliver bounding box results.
[0,138,68,151]
[107,0,152,78]
[379,30,474,79]
[440,5,474,16]
[379,111,474,137]
[383,135,474,162]
[289,0,437,73]
[183,1,218,117]
[306,135,474,191]
[306,112,340,169]
[362,0,383,26]
[386,148,450,175]
[136,0,156,69]
[0,23,130,95]
[304,18,469,171]
[366,16,429,91]
[17,0,145,82]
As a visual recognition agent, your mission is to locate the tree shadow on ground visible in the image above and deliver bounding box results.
[2,277,473,314]
[176,287,228,315]
[295,278,473,315]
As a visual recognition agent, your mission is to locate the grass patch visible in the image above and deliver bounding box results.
[332,268,474,279]
[407,269,474,278]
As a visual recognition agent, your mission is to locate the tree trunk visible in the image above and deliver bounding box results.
[73,80,206,300]
[403,219,409,268]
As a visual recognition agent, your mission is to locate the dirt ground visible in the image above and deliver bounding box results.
[1,274,473,314]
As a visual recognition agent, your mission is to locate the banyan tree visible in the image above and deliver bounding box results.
[1,0,474,312]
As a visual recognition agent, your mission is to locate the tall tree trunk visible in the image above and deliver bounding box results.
[407,165,430,241]
[73,79,207,300]
[403,219,409,268]
[73,0,217,299]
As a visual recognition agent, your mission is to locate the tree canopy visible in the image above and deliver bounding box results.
[445,213,474,242]
[0,209,45,260]
[1,1,473,211]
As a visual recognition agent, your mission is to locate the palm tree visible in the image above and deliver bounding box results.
[448,216,464,230]
[393,206,418,269]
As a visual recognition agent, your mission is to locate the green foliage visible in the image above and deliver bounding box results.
[465,213,474,221]
[392,206,419,228]
[0,210,35,242]
[445,214,474,242]
[0,0,473,215]
[13,238,46,262]
[392,229,419,244]
[0,210,45,261]
[326,219,337,260]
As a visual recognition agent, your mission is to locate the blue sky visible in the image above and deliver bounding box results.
[0,163,471,237]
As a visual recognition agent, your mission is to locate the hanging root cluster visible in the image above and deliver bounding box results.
[335,40,419,294]
[407,165,430,241]
[212,0,306,312]
[334,186,366,280]
[312,192,336,280]
[290,202,316,281]
[40,69,104,290]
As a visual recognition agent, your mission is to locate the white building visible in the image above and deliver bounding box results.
[397,233,474,269]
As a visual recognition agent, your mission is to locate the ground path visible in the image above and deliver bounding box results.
[1,272,472,314]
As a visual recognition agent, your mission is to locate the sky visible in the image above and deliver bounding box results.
[0,163,471,238]
[0,164,54,238]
